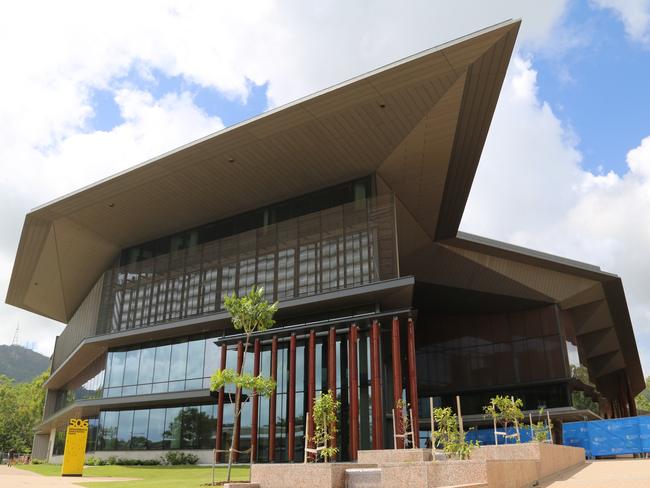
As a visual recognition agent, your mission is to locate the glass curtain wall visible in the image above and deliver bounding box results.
[94,404,217,452]
[97,192,398,335]
[416,305,570,414]
[103,335,221,398]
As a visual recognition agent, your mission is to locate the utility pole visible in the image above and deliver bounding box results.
[11,324,20,346]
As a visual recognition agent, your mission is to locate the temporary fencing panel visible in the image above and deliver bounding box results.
[563,416,650,457]
[465,426,534,445]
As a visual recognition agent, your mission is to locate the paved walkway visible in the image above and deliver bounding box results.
[0,465,137,487]
[539,459,650,488]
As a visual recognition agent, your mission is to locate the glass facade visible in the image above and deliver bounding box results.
[96,192,397,335]
[54,357,106,412]
[93,404,216,451]
[415,306,570,414]
[50,307,596,460]
[103,335,221,398]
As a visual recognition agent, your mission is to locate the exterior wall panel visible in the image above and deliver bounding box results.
[51,277,103,371]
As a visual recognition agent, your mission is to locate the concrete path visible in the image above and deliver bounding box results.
[0,465,138,487]
[539,459,650,488]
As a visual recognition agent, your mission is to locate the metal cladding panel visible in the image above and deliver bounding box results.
[31,434,50,460]
[51,277,103,371]
[6,20,522,323]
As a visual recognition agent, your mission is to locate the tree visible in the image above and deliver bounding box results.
[0,371,49,453]
[311,391,340,462]
[210,285,278,483]
[636,376,650,412]
[483,395,524,444]
[431,407,477,459]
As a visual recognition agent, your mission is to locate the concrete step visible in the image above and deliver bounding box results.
[345,467,382,488]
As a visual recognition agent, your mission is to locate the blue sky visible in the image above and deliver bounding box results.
[533,1,650,175]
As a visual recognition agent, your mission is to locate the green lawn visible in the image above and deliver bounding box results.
[17,464,250,488]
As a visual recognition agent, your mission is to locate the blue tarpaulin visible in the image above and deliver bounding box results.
[563,417,650,457]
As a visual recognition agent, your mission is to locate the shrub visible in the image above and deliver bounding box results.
[162,451,199,465]
[87,456,159,466]
[31,458,46,464]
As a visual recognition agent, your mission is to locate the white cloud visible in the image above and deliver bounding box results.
[462,55,650,376]
[592,0,650,44]
[0,88,223,355]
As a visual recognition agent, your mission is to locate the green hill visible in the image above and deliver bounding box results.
[0,344,50,382]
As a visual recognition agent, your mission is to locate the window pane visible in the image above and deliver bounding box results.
[138,348,155,384]
[100,411,119,450]
[164,407,182,450]
[108,352,125,387]
[123,350,140,386]
[116,410,134,450]
[204,339,220,379]
[187,339,205,379]
[147,408,166,449]
[169,342,188,381]
[181,407,200,449]
[132,410,149,450]
[199,405,216,449]
[153,345,171,383]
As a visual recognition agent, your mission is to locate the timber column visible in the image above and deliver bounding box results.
[288,333,297,460]
[233,341,244,461]
[215,343,227,462]
[307,330,316,460]
[348,323,360,459]
[328,327,337,450]
[391,316,404,448]
[370,320,384,449]
[251,338,261,461]
[407,318,420,446]
[269,336,278,461]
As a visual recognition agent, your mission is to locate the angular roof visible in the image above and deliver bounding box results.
[6,19,520,322]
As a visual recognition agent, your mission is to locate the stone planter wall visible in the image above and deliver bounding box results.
[250,463,375,488]
[472,442,585,480]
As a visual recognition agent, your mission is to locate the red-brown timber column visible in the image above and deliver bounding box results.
[269,336,278,461]
[307,330,316,459]
[233,341,244,462]
[391,316,404,448]
[251,338,261,461]
[215,343,227,462]
[370,320,383,449]
[406,318,420,447]
[348,323,360,460]
[328,327,337,449]
[288,333,297,460]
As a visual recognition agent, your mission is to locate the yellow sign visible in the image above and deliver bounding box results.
[61,418,89,477]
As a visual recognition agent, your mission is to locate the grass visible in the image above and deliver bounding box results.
[16,464,250,488]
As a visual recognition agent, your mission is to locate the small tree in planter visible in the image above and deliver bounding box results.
[210,286,278,483]
[431,407,478,459]
[483,396,524,444]
[394,398,412,448]
[311,390,340,462]
[532,408,552,442]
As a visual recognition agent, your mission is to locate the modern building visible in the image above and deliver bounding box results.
[7,19,643,464]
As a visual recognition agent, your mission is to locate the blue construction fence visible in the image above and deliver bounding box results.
[465,426,537,445]
[563,416,650,457]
